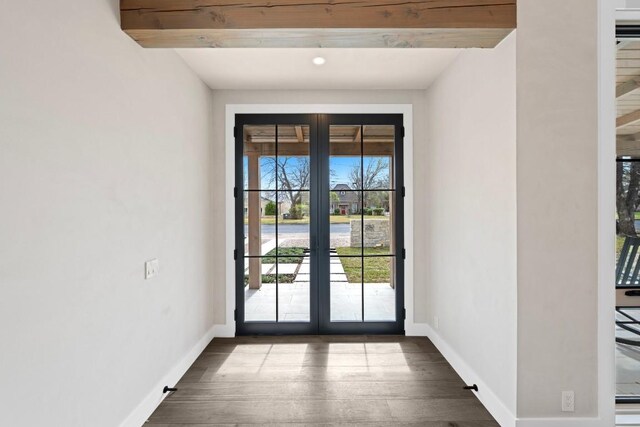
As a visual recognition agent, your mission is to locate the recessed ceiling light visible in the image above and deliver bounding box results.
[312,56,326,66]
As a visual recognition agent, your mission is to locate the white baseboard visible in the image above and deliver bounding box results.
[119,324,216,427]
[516,417,604,427]
[420,322,517,427]
[405,321,429,336]
[213,323,235,338]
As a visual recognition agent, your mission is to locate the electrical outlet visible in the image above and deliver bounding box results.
[145,259,159,280]
[434,316,439,329]
[562,391,575,412]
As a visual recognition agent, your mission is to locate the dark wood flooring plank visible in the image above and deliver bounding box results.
[148,400,394,424]
[166,380,472,401]
[189,351,445,370]
[206,335,436,345]
[149,336,498,426]
[203,340,435,354]
[387,398,497,422]
[192,362,463,383]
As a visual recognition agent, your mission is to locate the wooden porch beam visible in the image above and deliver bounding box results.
[617,133,640,157]
[618,109,640,129]
[294,126,304,143]
[353,126,362,144]
[617,77,640,98]
[120,0,516,48]
[244,141,394,156]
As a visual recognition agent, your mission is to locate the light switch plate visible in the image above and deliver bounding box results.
[145,259,159,280]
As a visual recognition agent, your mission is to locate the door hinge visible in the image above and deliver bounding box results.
[401,126,405,138]
[402,248,406,259]
[402,186,406,197]
[234,309,238,321]
[233,126,238,138]
[234,187,238,198]
[234,249,238,260]
[403,308,407,320]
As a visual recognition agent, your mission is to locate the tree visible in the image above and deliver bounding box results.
[617,161,640,236]
[262,157,310,219]
[349,158,389,190]
[330,191,340,213]
[349,158,389,211]
[264,201,276,216]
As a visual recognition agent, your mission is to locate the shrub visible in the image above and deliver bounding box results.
[264,201,276,216]
[334,208,341,215]
[373,207,385,216]
[288,204,304,219]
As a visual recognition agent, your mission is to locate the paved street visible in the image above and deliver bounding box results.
[245,223,351,235]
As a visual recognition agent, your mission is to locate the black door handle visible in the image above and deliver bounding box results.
[625,290,640,297]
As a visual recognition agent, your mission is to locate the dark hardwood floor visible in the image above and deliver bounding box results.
[146,336,498,426]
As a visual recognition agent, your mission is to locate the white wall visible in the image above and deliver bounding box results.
[516,0,604,421]
[423,34,517,423]
[0,1,215,426]
[422,2,615,423]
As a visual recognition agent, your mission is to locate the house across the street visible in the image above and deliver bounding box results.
[331,184,359,214]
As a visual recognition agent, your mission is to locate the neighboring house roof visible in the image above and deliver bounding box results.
[332,184,351,191]
[331,184,358,204]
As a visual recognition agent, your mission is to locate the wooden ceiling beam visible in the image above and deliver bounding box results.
[294,126,304,143]
[617,133,640,157]
[246,137,393,143]
[120,0,516,48]
[353,127,362,143]
[617,77,640,98]
[244,141,394,156]
[618,109,640,128]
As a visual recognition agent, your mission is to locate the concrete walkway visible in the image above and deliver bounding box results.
[244,256,395,322]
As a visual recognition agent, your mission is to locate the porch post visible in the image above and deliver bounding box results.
[248,154,262,289]
[389,155,396,289]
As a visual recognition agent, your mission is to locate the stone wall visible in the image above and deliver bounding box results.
[350,219,390,248]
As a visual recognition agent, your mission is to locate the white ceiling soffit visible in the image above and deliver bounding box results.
[176,48,460,90]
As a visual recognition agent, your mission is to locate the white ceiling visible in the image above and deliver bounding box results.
[176,48,460,90]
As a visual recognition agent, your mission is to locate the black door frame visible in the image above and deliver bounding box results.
[235,113,404,335]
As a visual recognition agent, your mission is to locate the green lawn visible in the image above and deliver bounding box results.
[253,217,309,225]
[244,274,296,285]
[245,215,386,225]
[336,246,392,283]
[246,245,392,284]
[245,247,306,285]
[263,247,306,264]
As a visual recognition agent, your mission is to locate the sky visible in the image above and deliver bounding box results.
[243,156,388,190]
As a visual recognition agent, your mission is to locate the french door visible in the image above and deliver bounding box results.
[235,114,404,335]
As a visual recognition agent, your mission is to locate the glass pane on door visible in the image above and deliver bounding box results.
[363,256,396,321]
[242,123,311,324]
[328,123,398,323]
